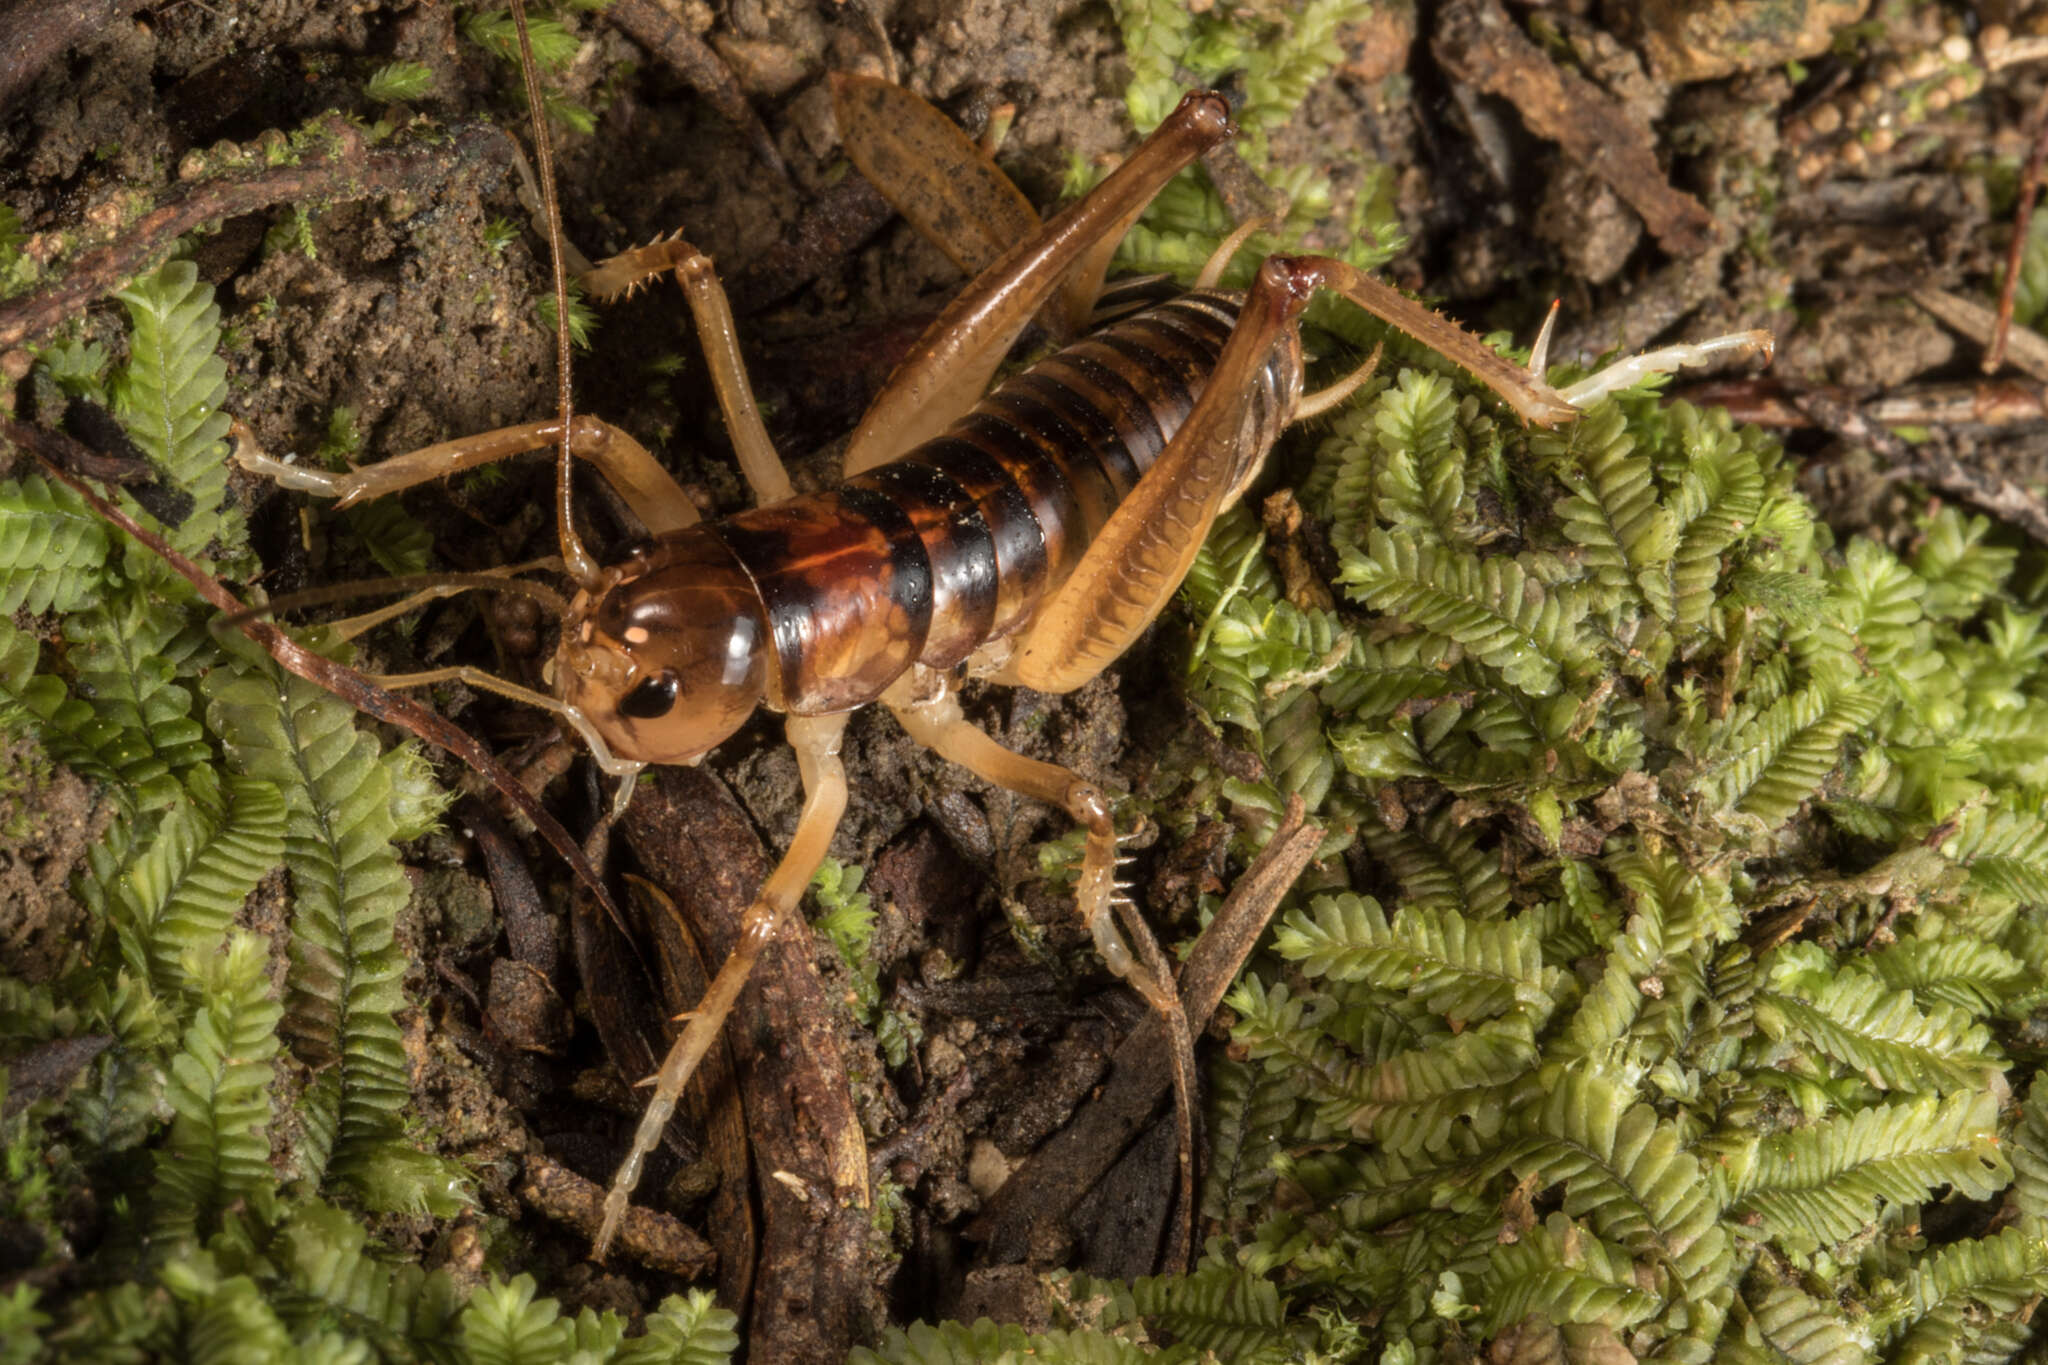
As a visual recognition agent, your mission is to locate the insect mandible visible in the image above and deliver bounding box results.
[234,34,1771,1264]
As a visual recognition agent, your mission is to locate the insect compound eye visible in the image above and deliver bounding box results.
[618,670,680,720]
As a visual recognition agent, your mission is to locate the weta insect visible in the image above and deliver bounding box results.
[233,39,1770,1267]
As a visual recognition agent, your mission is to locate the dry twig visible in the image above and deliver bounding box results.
[1914,286,2048,386]
[1792,388,2048,547]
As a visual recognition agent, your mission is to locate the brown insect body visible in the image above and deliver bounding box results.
[559,283,1300,766]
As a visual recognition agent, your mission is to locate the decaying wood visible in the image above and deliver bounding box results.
[1791,385,2048,547]
[618,766,883,1360]
[725,175,896,315]
[521,1154,717,1278]
[0,1034,112,1120]
[1685,378,2048,431]
[625,873,758,1315]
[462,798,557,980]
[0,413,158,490]
[1550,252,1729,370]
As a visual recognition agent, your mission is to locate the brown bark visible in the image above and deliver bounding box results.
[620,766,883,1360]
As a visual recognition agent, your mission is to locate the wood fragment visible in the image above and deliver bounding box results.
[967,798,1323,1269]
[0,1034,111,1120]
[619,766,882,1360]
[463,798,556,978]
[1684,378,2048,430]
[0,414,155,488]
[624,872,757,1316]
[521,1154,717,1278]
[726,177,896,315]
[1912,287,2048,386]
[1550,252,1728,369]
[1986,33,2048,72]
[1200,143,1287,227]
[1431,0,1715,256]
[484,958,571,1055]
[1792,387,2048,547]
[0,120,506,352]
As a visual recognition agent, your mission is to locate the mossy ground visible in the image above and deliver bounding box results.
[5,2,2048,1362]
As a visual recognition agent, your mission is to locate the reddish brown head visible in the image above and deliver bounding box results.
[554,531,770,766]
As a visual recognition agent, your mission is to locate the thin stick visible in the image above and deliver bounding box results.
[1791,388,2048,546]
[1987,83,2048,373]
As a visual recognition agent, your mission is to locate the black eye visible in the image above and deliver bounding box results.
[619,671,679,720]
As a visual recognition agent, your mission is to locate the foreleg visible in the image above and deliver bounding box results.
[593,711,851,1261]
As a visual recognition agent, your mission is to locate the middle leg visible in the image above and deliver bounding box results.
[232,415,700,536]
[581,238,794,507]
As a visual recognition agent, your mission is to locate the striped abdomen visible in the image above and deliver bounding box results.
[706,285,1301,713]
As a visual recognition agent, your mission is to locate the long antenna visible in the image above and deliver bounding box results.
[509,0,603,590]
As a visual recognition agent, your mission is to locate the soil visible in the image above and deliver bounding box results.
[3,0,2046,1357]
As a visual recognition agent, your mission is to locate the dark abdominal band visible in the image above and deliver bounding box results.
[708,287,1293,714]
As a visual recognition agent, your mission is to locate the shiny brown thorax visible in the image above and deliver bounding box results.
[561,280,1301,756]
